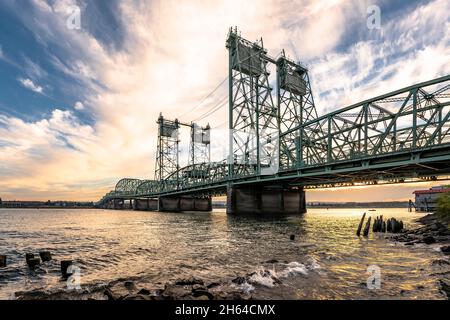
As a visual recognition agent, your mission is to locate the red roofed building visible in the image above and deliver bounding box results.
[413,186,450,212]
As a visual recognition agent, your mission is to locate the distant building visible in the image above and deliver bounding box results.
[413,186,450,212]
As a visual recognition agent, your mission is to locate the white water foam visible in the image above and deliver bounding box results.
[279,261,309,277]
[246,259,322,288]
[248,267,279,287]
[231,282,255,293]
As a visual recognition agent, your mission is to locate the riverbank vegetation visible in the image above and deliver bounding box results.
[437,193,450,225]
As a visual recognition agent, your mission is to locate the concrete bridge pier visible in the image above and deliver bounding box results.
[158,197,212,212]
[113,199,124,210]
[226,185,306,215]
[107,198,134,210]
[124,199,133,209]
[133,198,158,211]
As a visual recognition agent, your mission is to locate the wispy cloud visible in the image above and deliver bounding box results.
[17,77,44,93]
[24,56,48,79]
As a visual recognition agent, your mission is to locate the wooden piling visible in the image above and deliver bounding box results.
[392,218,399,233]
[27,257,41,268]
[25,253,34,265]
[0,255,6,267]
[61,260,73,278]
[374,216,382,232]
[39,251,52,262]
[356,212,366,236]
[363,217,372,237]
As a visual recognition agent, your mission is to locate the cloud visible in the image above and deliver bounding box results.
[74,101,84,110]
[0,0,449,201]
[24,57,48,79]
[17,77,44,93]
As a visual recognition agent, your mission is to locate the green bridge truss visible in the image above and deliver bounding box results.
[98,29,450,206]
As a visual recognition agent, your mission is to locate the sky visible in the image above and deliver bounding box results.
[0,0,449,201]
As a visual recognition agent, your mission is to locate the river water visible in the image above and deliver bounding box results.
[0,208,448,299]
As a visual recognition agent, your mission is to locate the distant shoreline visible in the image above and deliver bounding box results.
[1,201,409,210]
[0,206,95,209]
[213,201,409,209]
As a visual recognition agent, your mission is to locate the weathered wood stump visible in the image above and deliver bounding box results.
[61,260,73,278]
[373,216,383,232]
[379,216,383,232]
[25,253,34,262]
[356,212,366,236]
[357,215,404,236]
[0,255,6,267]
[392,219,399,233]
[27,257,41,268]
[39,251,52,262]
[363,217,372,237]
[373,216,378,232]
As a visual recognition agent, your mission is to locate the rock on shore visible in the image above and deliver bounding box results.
[392,214,450,248]
[391,213,450,299]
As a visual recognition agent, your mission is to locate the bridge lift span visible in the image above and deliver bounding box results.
[98,28,450,214]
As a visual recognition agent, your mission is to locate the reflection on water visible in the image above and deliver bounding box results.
[0,208,447,299]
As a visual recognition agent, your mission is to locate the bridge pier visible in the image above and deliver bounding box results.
[113,199,124,210]
[226,185,306,215]
[158,196,212,212]
[133,198,158,211]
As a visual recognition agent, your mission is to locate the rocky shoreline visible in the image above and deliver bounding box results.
[14,258,321,300]
[391,213,450,299]
[14,270,279,301]
[391,213,450,249]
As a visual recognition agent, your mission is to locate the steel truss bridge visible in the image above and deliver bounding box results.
[98,28,450,213]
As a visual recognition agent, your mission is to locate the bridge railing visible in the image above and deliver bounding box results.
[280,75,450,169]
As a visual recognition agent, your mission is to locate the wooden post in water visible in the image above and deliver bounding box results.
[363,216,372,237]
[0,255,6,267]
[356,212,366,236]
[61,260,73,278]
[25,253,34,265]
[39,251,52,262]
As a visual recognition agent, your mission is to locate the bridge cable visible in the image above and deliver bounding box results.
[179,76,228,119]
[192,95,228,122]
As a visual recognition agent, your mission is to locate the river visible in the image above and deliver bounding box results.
[0,208,447,299]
